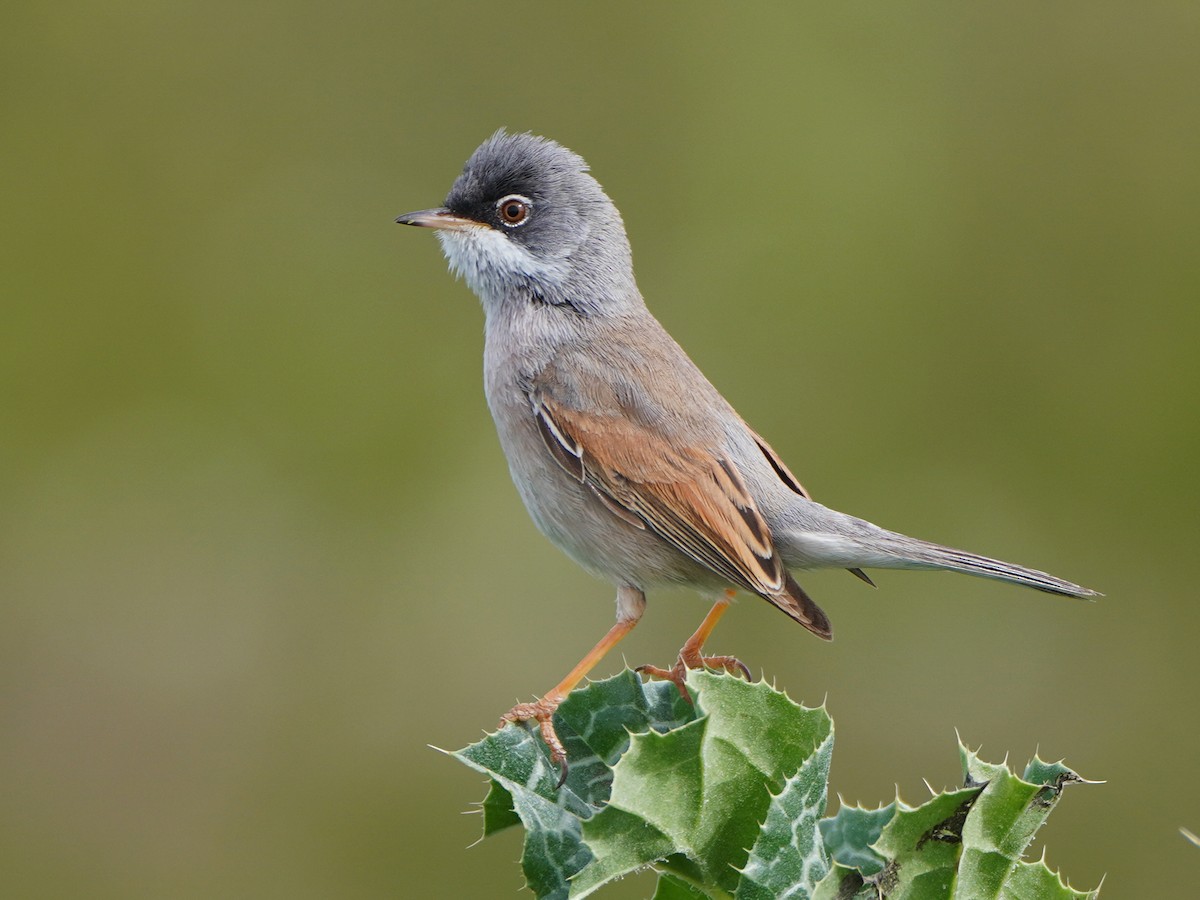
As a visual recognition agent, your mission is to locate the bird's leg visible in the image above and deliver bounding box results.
[499,587,644,788]
[637,589,750,702]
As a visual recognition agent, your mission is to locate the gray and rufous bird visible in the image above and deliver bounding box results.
[396,130,1096,785]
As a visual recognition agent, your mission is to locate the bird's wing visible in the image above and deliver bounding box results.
[530,388,832,638]
[745,424,812,499]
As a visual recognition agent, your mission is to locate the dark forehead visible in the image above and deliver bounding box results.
[446,131,587,206]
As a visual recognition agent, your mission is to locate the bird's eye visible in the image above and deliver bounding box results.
[497,194,532,227]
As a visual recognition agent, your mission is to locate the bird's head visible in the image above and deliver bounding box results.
[397,130,638,316]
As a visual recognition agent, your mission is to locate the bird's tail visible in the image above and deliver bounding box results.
[865,533,1098,598]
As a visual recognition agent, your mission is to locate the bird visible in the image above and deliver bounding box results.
[395,130,1096,786]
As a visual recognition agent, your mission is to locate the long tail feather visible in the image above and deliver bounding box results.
[871,535,1099,599]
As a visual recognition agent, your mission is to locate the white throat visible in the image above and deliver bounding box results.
[437,227,567,308]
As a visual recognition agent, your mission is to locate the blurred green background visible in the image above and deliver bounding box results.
[2,3,1197,897]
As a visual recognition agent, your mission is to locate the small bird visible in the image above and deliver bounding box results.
[396,130,1096,785]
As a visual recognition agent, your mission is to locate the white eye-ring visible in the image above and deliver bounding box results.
[496,194,533,227]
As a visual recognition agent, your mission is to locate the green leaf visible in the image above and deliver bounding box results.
[811,865,873,900]
[813,787,983,900]
[449,670,1098,899]
[570,671,833,897]
[735,731,835,899]
[866,785,984,900]
[1000,858,1099,900]
[956,741,1097,899]
[813,744,1098,900]
[452,670,696,900]
[651,872,715,900]
[818,801,896,876]
[480,780,520,836]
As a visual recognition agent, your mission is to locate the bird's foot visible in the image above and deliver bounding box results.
[499,697,569,788]
[636,649,751,703]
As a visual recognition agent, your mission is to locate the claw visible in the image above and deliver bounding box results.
[637,661,693,701]
[637,651,751,702]
[500,697,569,788]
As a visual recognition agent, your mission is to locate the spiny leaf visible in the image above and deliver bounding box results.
[449,670,1098,899]
[452,670,696,900]
[735,731,835,900]
[957,741,1097,899]
[812,745,1098,900]
[812,787,984,900]
[571,671,833,897]
[999,858,1099,899]
[818,801,896,876]
[651,872,714,899]
[869,786,985,899]
[480,779,520,836]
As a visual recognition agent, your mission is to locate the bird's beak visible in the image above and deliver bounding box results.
[395,208,481,230]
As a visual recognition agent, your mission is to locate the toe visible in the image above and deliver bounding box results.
[499,698,571,789]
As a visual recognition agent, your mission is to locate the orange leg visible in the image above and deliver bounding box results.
[499,588,644,788]
[637,589,751,701]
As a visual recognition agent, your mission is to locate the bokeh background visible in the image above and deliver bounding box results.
[3,3,1197,897]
